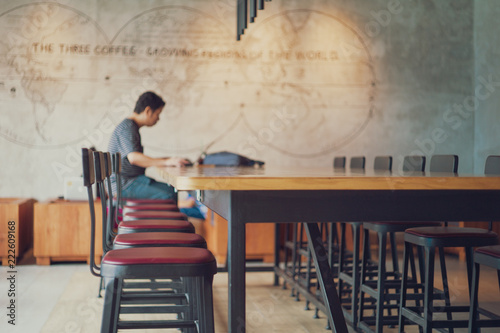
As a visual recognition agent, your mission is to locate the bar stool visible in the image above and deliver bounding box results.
[468,155,500,332]
[358,156,442,333]
[93,151,205,251]
[399,155,500,333]
[468,245,500,332]
[83,149,217,332]
[94,151,209,300]
[337,156,366,328]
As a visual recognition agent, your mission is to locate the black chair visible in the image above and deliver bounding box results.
[350,156,366,169]
[399,155,499,333]
[334,156,346,169]
[427,154,458,173]
[82,148,217,333]
[373,155,392,171]
[402,155,426,173]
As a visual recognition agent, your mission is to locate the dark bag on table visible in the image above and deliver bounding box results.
[202,151,264,167]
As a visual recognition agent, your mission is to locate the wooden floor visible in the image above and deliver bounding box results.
[1,251,499,332]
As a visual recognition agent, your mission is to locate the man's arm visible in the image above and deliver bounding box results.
[128,152,188,167]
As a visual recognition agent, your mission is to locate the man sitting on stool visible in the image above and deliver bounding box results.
[108,91,189,201]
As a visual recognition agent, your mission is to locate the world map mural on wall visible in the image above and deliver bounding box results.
[0,2,375,157]
[241,9,376,157]
[0,3,110,148]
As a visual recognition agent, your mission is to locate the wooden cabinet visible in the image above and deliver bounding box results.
[0,198,36,265]
[34,199,103,265]
[202,209,275,264]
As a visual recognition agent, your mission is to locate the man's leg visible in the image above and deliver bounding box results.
[122,175,176,200]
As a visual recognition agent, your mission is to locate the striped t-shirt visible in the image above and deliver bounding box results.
[108,118,146,194]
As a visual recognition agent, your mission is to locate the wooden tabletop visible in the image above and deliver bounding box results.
[155,166,500,191]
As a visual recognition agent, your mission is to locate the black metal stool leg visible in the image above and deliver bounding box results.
[358,227,370,329]
[337,223,347,302]
[374,232,388,333]
[390,232,399,274]
[398,241,411,333]
[351,223,361,328]
[438,247,454,333]
[468,261,480,333]
[274,223,281,286]
[290,224,298,297]
[283,224,291,290]
[101,277,122,333]
[423,246,435,333]
[98,277,104,298]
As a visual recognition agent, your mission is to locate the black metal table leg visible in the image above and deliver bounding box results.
[274,223,280,286]
[305,222,348,333]
[228,207,246,332]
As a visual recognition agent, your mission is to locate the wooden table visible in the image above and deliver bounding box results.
[156,166,500,333]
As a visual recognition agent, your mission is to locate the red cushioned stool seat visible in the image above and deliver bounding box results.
[363,221,441,233]
[123,204,179,211]
[113,232,207,250]
[124,198,176,206]
[102,247,215,266]
[476,245,500,259]
[124,210,187,221]
[405,226,499,247]
[118,219,195,234]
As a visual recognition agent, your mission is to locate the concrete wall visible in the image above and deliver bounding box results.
[0,0,486,200]
[474,0,500,173]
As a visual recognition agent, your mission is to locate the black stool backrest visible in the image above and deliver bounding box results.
[82,148,95,187]
[430,155,458,173]
[103,152,112,178]
[112,153,122,223]
[112,152,121,174]
[374,156,392,171]
[81,148,100,277]
[102,152,115,251]
[93,151,106,183]
[93,151,113,255]
[485,155,500,175]
[333,156,346,169]
[350,156,365,169]
[403,155,426,172]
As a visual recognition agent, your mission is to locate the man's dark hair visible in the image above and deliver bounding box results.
[133,91,165,114]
